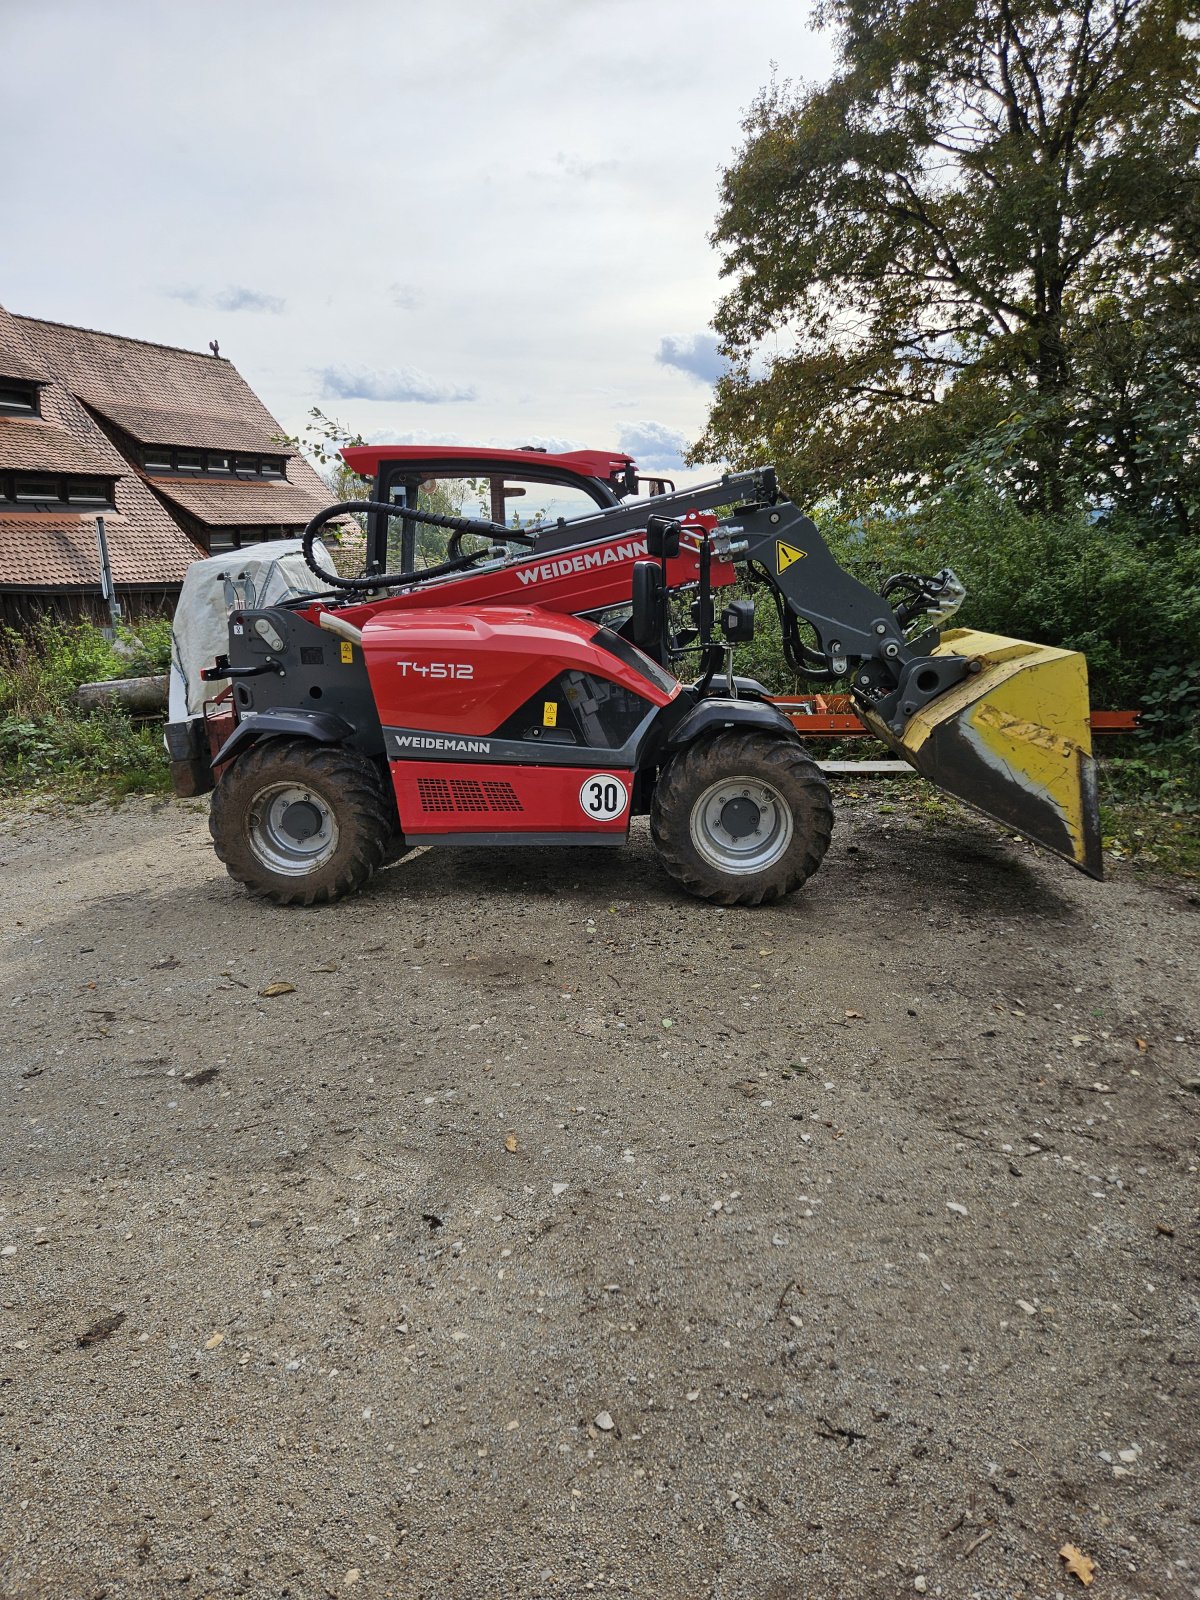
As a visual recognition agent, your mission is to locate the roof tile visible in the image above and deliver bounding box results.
[0,511,196,587]
[0,418,121,475]
[81,398,293,455]
[147,474,330,526]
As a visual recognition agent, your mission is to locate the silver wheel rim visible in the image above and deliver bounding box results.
[247,783,340,877]
[688,776,794,875]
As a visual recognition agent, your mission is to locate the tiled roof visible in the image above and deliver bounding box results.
[0,511,197,588]
[15,316,299,458]
[81,399,290,455]
[0,343,47,383]
[147,474,330,527]
[0,418,120,475]
[0,307,336,591]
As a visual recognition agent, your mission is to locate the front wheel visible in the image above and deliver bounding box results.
[650,731,834,906]
[209,738,397,905]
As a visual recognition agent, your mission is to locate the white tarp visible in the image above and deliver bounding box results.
[168,539,333,721]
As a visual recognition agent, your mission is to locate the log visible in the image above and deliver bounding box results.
[75,674,169,715]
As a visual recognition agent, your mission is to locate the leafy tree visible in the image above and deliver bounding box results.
[697,0,1200,525]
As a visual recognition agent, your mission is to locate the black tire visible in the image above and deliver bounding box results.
[209,738,397,906]
[650,730,834,906]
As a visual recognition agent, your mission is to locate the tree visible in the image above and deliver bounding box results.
[696,0,1200,526]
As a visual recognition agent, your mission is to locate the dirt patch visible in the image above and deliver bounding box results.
[1,789,1197,1599]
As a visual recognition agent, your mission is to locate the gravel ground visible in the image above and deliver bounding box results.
[0,786,1197,1600]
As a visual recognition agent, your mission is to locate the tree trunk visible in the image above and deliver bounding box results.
[75,675,169,715]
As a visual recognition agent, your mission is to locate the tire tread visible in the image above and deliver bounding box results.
[209,739,396,906]
[650,730,834,905]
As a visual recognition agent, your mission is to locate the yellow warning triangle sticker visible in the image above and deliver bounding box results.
[777,541,807,572]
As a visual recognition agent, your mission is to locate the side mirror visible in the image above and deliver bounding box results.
[631,560,666,649]
[645,515,681,560]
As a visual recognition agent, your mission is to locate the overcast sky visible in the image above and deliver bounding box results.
[2,0,831,473]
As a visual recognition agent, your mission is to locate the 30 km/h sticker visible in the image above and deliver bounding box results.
[579,773,629,822]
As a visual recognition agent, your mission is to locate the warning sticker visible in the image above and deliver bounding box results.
[776,541,807,573]
[339,640,354,663]
[543,701,558,728]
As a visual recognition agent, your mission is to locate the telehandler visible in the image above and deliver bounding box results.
[166,445,1100,906]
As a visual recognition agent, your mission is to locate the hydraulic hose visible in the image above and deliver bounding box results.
[299,499,515,593]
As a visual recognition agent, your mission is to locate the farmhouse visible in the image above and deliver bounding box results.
[0,305,333,624]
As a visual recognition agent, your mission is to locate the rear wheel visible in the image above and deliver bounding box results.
[650,731,833,906]
[209,738,396,905]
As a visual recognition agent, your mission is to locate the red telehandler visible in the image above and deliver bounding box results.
[166,445,1100,906]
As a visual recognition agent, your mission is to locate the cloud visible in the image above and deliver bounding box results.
[319,366,478,404]
[387,283,423,311]
[617,421,690,472]
[366,429,468,447]
[655,332,726,385]
[366,429,583,453]
[165,284,285,314]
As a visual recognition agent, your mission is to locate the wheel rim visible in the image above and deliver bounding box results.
[246,782,340,877]
[688,776,794,875]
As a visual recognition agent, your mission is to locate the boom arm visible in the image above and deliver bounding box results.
[729,503,974,735]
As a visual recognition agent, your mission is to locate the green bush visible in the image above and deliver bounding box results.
[813,485,1200,711]
[0,616,173,798]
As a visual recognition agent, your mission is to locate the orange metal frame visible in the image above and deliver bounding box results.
[771,694,1140,737]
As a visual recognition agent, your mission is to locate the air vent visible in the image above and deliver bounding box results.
[417,777,523,814]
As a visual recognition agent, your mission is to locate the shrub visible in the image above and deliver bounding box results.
[0,616,173,798]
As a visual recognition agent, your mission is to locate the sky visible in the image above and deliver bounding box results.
[1,0,832,475]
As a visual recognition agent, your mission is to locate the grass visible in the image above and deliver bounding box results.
[0,618,173,801]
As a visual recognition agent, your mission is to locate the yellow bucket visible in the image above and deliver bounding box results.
[861,628,1103,877]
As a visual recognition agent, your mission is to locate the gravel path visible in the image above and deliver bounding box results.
[1,789,1197,1600]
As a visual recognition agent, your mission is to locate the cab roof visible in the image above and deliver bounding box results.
[340,444,636,484]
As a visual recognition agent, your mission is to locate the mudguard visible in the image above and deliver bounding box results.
[667,697,799,749]
[212,709,356,768]
[862,629,1103,878]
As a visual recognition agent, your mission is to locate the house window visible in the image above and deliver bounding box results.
[0,472,115,508]
[142,447,287,477]
[13,476,59,501]
[0,379,39,416]
[65,478,112,505]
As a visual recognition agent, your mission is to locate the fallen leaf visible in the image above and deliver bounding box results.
[844,1009,863,1019]
[1135,1036,1148,1052]
[661,1017,675,1028]
[77,1311,126,1347]
[1059,1544,1096,1586]
[258,982,295,998]
[504,1134,518,1153]
[1155,1221,1175,1237]
[204,1331,225,1350]
[344,1570,361,1589]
